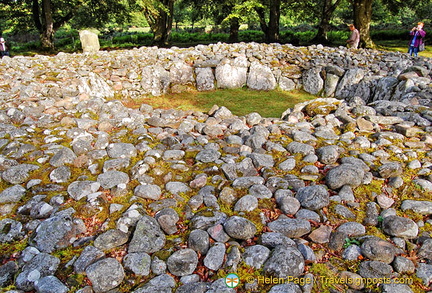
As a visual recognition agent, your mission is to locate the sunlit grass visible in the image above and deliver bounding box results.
[123,88,316,118]
[376,40,432,58]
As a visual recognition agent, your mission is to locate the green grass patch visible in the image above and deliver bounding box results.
[375,40,432,58]
[133,88,315,118]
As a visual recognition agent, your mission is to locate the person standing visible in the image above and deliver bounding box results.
[408,22,426,57]
[0,37,10,57]
[346,24,360,49]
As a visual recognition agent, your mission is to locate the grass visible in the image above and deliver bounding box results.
[124,88,316,118]
[375,40,432,58]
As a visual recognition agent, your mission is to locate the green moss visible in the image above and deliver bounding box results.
[309,263,343,292]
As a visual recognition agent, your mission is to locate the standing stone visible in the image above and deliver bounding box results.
[324,73,340,97]
[195,68,215,91]
[79,30,100,53]
[335,68,365,99]
[247,62,277,90]
[140,65,171,96]
[302,67,323,95]
[215,57,248,89]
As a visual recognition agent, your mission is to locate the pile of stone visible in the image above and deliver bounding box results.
[0,45,432,293]
[0,42,431,108]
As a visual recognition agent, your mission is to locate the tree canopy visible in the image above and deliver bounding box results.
[0,0,430,49]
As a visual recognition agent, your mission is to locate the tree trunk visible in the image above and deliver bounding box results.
[40,0,55,50]
[312,0,342,44]
[267,0,280,43]
[145,0,175,47]
[255,0,280,43]
[228,17,240,43]
[353,0,375,48]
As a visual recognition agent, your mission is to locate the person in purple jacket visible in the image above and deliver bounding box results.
[408,22,426,57]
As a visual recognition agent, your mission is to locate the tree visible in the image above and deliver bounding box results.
[351,0,374,48]
[254,0,281,43]
[0,0,129,50]
[313,0,343,44]
[133,0,175,47]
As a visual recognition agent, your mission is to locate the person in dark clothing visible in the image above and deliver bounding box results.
[408,22,426,57]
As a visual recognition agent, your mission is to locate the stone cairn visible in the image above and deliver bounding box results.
[0,43,432,292]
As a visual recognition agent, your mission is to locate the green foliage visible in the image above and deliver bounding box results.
[371,29,408,40]
[238,30,264,42]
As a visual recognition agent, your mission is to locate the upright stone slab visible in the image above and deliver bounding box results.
[79,30,100,53]
[215,57,248,89]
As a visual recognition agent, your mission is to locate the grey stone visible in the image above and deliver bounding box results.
[223,216,257,240]
[295,185,329,210]
[215,58,248,89]
[86,258,125,293]
[167,249,199,276]
[195,67,215,91]
[30,212,82,253]
[0,261,18,287]
[34,276,68,293]
[140,65,170,96]
[49,166,71,183]
[67,180,101,201]
[382,215,418,239]
[358,261,393,279]
[381,283,413,293]
[94,229,129,251]
[195,149,221,163]
[378,162,403,178]
[155,208,179,235]
[275,190,300,215]
[97,170,129,189]
[326,164,365,189]
[49,148,77,167]
[2,164,39,184]
[0,218,24,242]
[243,245,271,268]
[131,274,175,293]
[123,252,151,276]
[267,218,311,238]
[316,145,340,165]
[336,222,366,236]
[303,67,323,95]
[416,263,432,286]
[0,184,26,204]
[234,194,258,212]
[393,256,415,274]
[263,245,305,278]
[247,62,277,90]
[134,184,162,200]
[418,239,432,261]
[16,253,60,291]
[129,215,166,253]
[166,181,191,194]
[74,245,105,273]
[360,237,396,264]
[203,242,226,270]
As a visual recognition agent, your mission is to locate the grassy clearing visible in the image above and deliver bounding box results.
[126,88,316,118]
[375,40,432,58]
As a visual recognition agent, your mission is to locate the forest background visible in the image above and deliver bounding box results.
[0,0,431,56]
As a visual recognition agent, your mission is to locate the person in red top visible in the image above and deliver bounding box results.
[408,22,426,57]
